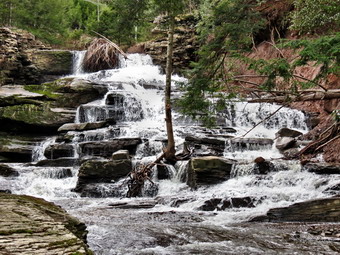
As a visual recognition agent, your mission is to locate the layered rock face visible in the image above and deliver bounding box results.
[0,27,73,85]
[143,14,198,73]
[0,27,47,85]
[0,193,92,254]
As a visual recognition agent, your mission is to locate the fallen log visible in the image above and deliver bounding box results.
[249,89,340,103]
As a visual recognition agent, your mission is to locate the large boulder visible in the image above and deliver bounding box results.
[275,137,296,151]
[74,158,132,197]
[275,128,303,138]
[252,197,340,222]
[0,193,92,254]
[186,156,234,188]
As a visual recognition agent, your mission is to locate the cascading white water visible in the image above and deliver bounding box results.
[72,50,86,75]
[3,52,339,255]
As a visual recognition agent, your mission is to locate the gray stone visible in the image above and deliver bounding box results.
[58,121,109,132]
[252,197,340,222]
[112,150,130,160]
[276,137,296,150]
[275,128,303,138]
[186,156,234,188]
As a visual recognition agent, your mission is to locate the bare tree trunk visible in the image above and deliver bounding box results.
[164,14,176,162]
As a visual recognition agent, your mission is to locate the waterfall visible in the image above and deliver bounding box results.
[72,50,86,75]
[2,52,339,255]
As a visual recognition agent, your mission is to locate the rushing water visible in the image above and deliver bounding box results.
[2,52,340,254]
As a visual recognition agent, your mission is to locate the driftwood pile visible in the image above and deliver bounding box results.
[83,37,126,72]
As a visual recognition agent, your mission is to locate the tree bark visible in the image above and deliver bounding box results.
[164,14,176,162]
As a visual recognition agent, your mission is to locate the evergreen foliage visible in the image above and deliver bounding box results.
[291,0,340,34]
[178,0,265,125]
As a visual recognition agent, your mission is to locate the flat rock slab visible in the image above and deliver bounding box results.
[252,197,340,222]
[0,193,92,255]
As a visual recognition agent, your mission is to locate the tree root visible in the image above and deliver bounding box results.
[299,122,340,161]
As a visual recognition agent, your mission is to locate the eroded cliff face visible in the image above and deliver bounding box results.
[0,27,73,85]
[132,14,199,74]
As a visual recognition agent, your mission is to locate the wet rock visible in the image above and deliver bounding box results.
[197,198,222,211]
[303,163,340,175]
[58,121,112,132]
[0,136,38,162]
[42,168,73,179]
[275,137,296,150]
[44,144,75,159]
[229,138,274,152]
[221,197,257,209]
[109,200,157,209]
[35,158,80,167]
[77,159,132,181]
[79,138,142,158]
[74,158,132,196]
[186,156,233,188]
[157,165,171,180]
[0,193,92,254]
[197,197,258,211]
[112,150,130,160]
[282,148,300,159]
[275,128,303,138]
[185,136,226,156]
[0,164,19,177]
[104,92,144,121]
[253,157,276,174]
[252,197,340,222]
[325,183,340,195]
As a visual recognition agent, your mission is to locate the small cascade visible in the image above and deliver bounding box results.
[72,50,86,75]
[31,137,56,162]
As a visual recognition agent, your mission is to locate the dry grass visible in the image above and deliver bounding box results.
[83,38,121,72]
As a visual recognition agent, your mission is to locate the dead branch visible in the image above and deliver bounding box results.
[241,105,285,137]
[248,89,340,103]
[299,122,339,156]
[91,31,128,59]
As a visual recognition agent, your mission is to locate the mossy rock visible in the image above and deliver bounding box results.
[0,193,93,254]
[29,50,73,75]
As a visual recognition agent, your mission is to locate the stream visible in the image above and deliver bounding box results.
[1,52,340,254]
